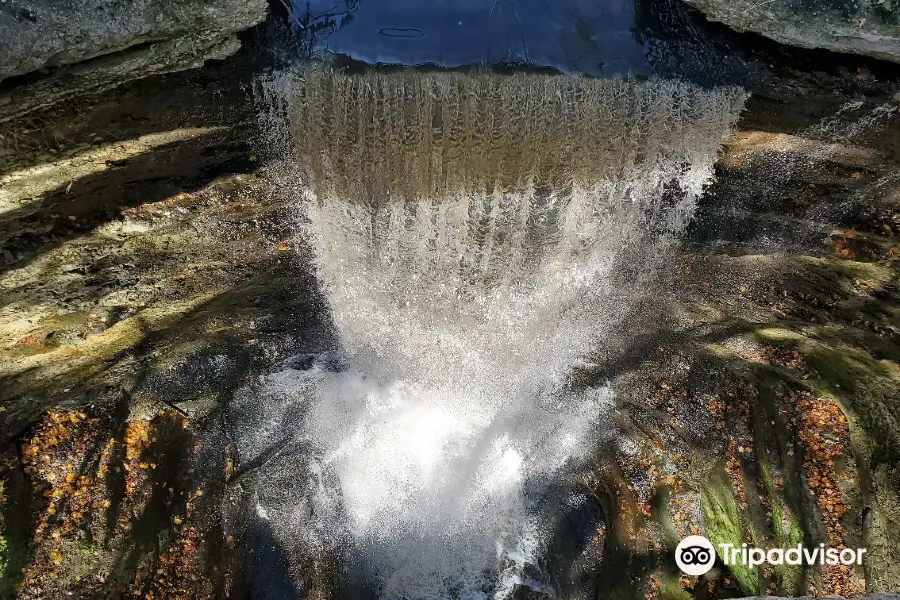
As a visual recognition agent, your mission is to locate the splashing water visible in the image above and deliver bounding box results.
[230,66,746,599]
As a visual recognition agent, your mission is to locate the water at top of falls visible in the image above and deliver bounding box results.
[295,0,644,76]
[229,66,748,599]
[284,0,751,85]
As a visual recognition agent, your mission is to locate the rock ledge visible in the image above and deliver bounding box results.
[682,0,900,64]
[0,0,268,121]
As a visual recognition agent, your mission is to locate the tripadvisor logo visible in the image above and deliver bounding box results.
[675,536,716,576]
[675,535,866,576]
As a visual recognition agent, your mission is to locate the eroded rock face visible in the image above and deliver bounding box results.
[0,0,268,121]
[681,0,900,63]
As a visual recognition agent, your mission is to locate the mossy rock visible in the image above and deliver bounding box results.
[659,572,693,600]
[701,463,760,596]
[760,460,804,596]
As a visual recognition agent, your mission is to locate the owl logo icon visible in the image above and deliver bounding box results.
[675,535,716,576]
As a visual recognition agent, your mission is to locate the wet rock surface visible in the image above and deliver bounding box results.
[0,48,332,597]
[591,57,900,599]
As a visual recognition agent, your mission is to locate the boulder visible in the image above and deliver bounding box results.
[0,0,268,121]
[681,0,900,64]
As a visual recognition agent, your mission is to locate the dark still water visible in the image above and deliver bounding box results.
[297,0,642,75]
[289,0,747,81]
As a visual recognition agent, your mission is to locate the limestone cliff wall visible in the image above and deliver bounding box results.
[0,0,269,121]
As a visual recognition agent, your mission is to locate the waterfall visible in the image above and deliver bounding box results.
[230,65,746,599]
